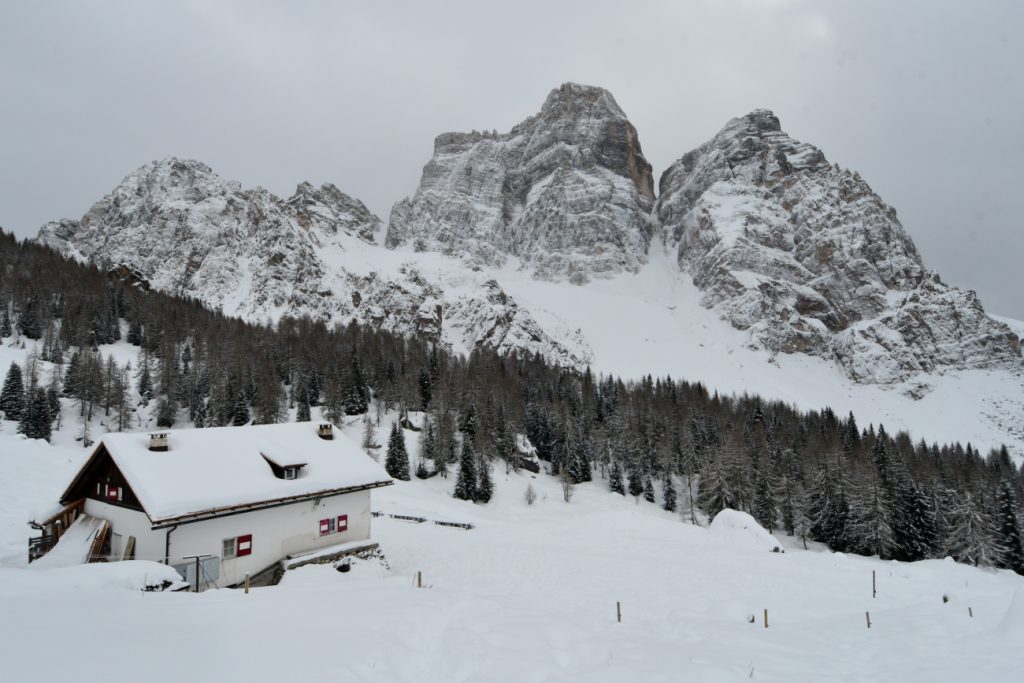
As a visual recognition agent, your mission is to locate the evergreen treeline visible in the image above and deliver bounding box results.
[1,229,1022,573]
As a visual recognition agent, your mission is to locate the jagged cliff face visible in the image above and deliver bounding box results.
[655,110,1020,383]
[386,83,655,283]
[37,158,590,368]
[32,89,1021,387]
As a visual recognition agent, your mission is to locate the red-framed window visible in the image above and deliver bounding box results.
[320,516,348,536]
[105,485,122,502]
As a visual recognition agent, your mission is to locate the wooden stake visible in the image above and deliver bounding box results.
[244,573,250,594]
[865,611,871,629]
[969,607,973,618]
[417,571,422,588]
[616,601,622,623]
[763,608,769,629]
[872,570,876,598]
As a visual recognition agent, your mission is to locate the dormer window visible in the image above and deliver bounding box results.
[262,452,306,480]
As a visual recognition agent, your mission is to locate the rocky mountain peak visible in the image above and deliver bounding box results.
[387,83,654,283]
[655,110,1019,383]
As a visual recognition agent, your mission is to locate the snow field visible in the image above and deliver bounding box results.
[2,417,1023,682]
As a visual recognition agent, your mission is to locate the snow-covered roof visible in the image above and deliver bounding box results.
[65,423,391,525]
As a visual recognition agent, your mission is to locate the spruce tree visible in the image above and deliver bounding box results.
[0,362,25,420]
[662,475,677,512]
[609,461,625,495]
[697,461,732,520]
[643,476,656,503]
[418,367,432,410]
[296,383,311,422]
[231,390,250,426]
[343,353,368,415]
[995,481,1024,574]
[16,297,42,339]
[943,492,1003,567]
[0,309,11,337]
[18,388,52,441]
[453,439,478,501]
[627,467,644,498]
[137,361,153,406]
[385,422,411,481]
[476,456,493,503]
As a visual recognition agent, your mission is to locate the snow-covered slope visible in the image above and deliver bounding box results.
[386,82,655,283]
[29,85,1024,456]
[654,109,1021,384]
[1,422,1023,682]
[35,158,588,367]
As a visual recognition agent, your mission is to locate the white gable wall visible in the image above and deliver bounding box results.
[84,499,166,562]
[167,488,372,588]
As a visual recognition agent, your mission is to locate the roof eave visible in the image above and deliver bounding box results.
[148,479,394,529]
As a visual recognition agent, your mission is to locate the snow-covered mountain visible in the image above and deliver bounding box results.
[387,82,655,283]
[36,157,587,367]
[655,109,1021,384]
[32,83,1024,455]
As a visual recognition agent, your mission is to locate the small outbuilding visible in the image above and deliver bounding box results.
[30,422,393,589]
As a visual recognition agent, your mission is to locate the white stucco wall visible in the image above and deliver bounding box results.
[83,498,166,563]
[166,488,372,588]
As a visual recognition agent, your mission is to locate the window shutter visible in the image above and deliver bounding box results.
[236,534,252,557]
[319,518,330,536]
[338,514,348,533]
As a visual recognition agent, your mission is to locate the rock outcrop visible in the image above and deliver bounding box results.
[386,83,655,283]
[655,110,1020,382]
[37,158,590,368]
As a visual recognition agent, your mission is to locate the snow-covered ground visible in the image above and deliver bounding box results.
[1,418,1023,682]
[340,234,1024,460]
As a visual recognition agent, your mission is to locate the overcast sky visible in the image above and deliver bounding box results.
[2,0,1021,318]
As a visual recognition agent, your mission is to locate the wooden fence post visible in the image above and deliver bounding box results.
[865,611,871,629]
[968,607,973,618]
[764,608,768,629]
[872,570,876,598]
[417,571,422,588]
[244,573,250,594]
[616,601,622,623]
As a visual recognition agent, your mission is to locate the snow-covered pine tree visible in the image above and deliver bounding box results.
[385,422,410,481]
[0,362,25,420]
[643,476,656,503]
[943,492,1003,567]
[17,387,52,441]
[848,481,899,559]
[453,438,478,501]
[459,403,477,444]
[791,483,813,549]
[136,357,153,406]
[418,367,432,410]
[808,465,851,551]
[0,309,11,337]
[609,461,625,495]
[343,353,368,415]
[231,389,250,426]
[662,475,677,512]
[697,459,732,520]
[752,454,777,531]
[476,455,493,503]
[16,297,42,340]
[995,480,1024,574]
[627,466,644,498]
[295,379,312,422]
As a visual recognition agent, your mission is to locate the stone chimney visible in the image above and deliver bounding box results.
[317,423,334,441]
[149,432,169,452]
